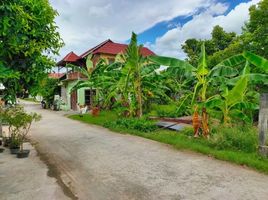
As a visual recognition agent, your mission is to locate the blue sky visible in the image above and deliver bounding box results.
[137,0,250,44]
[51,0,259,59]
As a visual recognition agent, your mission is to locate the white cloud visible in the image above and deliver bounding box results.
[153,0,260,59]
[50,0,217,59]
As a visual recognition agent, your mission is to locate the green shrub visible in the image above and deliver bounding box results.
[149,104,178,117]
[210,125,258,153]
[181,125,258,153]
[104,118,157,132]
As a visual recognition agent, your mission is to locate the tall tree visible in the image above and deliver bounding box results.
[212,25,236,51]
[0,0,63,101]
[242,0,268,58]
[182,26,237,67]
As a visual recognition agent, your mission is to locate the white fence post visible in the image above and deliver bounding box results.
[259,93,268,156]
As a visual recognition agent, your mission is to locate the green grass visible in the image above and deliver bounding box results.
[69,111,118,126]
[22,98,39,103]
[68,111,268,174]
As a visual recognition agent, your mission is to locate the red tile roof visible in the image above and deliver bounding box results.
[57,40,155,66]
[80,40,155,58]
[56,51,80,66]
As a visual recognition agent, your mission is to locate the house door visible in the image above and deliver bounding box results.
[71,90,77,110]
[85,89,96,107]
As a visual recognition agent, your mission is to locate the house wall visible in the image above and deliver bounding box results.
[61,80,90,110]
[92,53,116,66]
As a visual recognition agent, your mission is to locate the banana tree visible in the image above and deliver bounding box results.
[150,43,213,136]
[208,52,268,124]
[242,51,268,91]
[206,63,249,124]
[99,33,166,117]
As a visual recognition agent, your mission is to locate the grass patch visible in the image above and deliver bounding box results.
[68,111,268,174]
[69,111,118,126]
[22,98,39,103]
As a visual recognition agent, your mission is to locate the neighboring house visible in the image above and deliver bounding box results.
[56,39,155,110]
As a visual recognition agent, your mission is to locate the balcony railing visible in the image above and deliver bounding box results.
[66,72,87,80]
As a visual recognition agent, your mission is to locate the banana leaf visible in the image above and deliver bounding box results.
[243,51,268,73]
[216,54,245,67]
[197,43,208,76]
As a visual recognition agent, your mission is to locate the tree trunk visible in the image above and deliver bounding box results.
[137,83,142,118]
[259,93,268,156]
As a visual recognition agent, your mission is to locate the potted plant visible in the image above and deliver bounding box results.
[92,106,100,117]
[91,91,100,117]
[16,111,41,158]
[3,137,11,147]
[9,133,20,154]
[3,105,41,158]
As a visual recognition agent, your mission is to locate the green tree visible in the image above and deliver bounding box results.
[212,25,236,51]
[242,0,268,58]
[0,0,63,101]
[182,25,237,66]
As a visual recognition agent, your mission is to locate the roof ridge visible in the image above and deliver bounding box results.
[80,39,113,58]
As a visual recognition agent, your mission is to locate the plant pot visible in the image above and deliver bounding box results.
[10,147,20,154]
[0,148,5,153]
[17,150,30,158]
[92,107,100,116]
[3,138,11,147]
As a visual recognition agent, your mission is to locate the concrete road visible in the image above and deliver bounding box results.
[0,142,71,200]
[24,102,268,200]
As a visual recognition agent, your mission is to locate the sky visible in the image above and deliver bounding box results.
[50,0,261,60]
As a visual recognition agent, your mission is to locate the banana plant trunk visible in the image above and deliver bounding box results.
[201,107,209,137]
[137,83,142,118]
[136,65,142,118]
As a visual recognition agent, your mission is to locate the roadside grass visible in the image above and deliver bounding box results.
[68,111,268,174]
[22,98,39,103]
[69,111,118,126]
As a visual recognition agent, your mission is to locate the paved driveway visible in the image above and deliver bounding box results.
[24,102,268,200]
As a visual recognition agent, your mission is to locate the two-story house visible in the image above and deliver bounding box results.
[56,39,155,110]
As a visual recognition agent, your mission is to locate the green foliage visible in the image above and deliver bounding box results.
[72,33,167,117]
[209,125,257,153]
[2,105,41,150]
[104,118,157,133]
[182,25,237,66]
[243,51,268,73]
[149,104,178,117]
[243,0,268,58]
[0,0,63,100]
[37,77,59,106]
[212,25,236,51]
[150,44,265,125]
